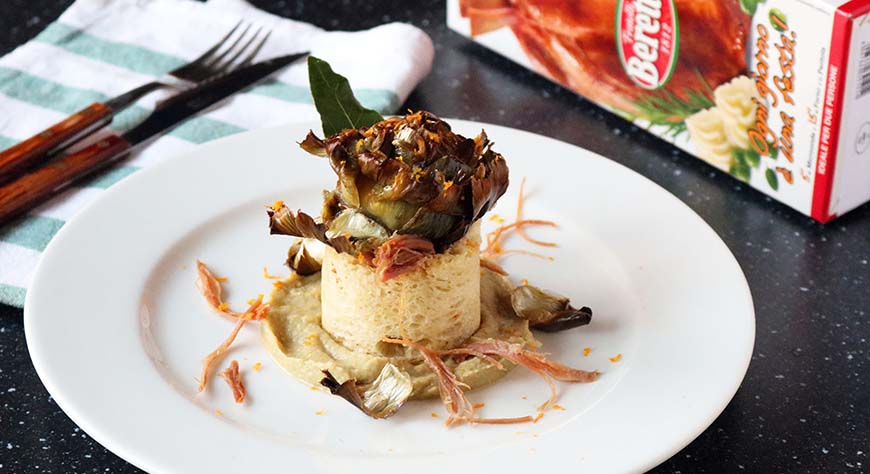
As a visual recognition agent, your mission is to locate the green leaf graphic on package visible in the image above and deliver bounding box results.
[740,0,762,15]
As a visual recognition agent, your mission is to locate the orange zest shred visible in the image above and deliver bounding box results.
[533,412,545,423]
[269,200,284,212]
[315,410,326,416]
[253,362,263,372]
[473,402,486,409]
[431,412,439,418]
[609,353,623,363]
[214,409,223,416]
[583,347,592,357]
[263,266,283,280]
[552,404,566,411]
[303,334,318,346]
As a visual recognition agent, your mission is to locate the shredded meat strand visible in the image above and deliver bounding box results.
[471,415,536,425]
[197,296,268,393]
[374,235,435,281]
[444,339,599,411]
[515,178,557,248]
[382,334,595,426]
[496,249,551,260]
[382,336,474,426]
[196,261,245,318]
[479,258,508,275]
[482,219,556,259]
[199,318,247,392]
[480,177,560,261]
[220,359,246,403]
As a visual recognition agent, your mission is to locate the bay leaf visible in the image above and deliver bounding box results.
[308,56,384,136]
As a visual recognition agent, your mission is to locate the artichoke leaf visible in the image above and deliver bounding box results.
[325,209,390,241]
[320,363,412,419]
[397,207,458,242]
[511,285,592,332]
[299,130,327,157]
[361,197,419,232]
[308,110,510,252]
[471,155,509,220]
[321,190,343,223]
[336,162,361,208]
[535,306,593,333]
[268,205,328,243]
[286,239,324,275]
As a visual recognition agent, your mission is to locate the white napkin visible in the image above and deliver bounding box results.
[0,0,434,308]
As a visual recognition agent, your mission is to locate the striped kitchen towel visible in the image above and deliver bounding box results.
[0,0,434,308]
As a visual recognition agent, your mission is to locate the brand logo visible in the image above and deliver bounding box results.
[616,0,679,90]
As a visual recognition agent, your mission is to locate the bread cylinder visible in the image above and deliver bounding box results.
[321,222,481,353]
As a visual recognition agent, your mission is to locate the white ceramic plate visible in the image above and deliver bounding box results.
[25,121,754,474]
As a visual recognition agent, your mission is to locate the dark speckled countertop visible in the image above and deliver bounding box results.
[1,1,868,473]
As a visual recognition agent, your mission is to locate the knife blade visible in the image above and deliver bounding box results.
[122,52,307,145]
[0,52,307,224]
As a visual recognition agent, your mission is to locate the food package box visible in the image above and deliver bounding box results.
[448,0,870,222]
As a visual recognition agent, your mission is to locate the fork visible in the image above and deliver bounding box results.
[0,22,272,184]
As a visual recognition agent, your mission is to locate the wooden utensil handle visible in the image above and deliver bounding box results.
[0,103,114,184]
[0,135,131,224]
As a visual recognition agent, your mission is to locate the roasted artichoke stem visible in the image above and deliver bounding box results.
[297,111,509,256]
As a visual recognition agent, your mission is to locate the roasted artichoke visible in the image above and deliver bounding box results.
[270,111,509,272]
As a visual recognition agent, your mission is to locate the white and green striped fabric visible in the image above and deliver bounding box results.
[0,0,434,307]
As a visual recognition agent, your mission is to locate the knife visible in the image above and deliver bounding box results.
[0,52,307,225]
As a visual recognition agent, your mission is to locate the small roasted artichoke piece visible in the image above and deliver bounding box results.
[267,204,328,243]
[286,239,324,276]
[510,285,592,332]
[299,111,509,252]
[320,363,412,419]
[298,130,327,157]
